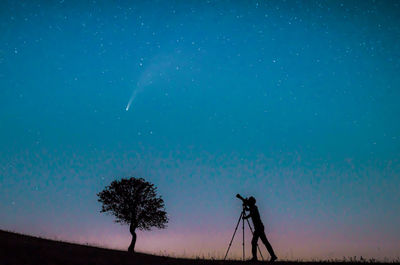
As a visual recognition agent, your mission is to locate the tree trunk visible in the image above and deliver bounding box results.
[128,223,137,253]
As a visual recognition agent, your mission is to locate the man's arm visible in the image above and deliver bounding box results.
[237,194,251,219]
[243,212,251,219]
[243,206,251,219]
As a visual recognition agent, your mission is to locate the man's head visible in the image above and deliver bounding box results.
[247,196,256,206]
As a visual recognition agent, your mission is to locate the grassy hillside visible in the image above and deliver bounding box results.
[0,229,208,265]
[0,230,396,265]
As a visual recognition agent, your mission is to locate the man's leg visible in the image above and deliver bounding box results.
[259,231,277,260]
[251,230,260,260]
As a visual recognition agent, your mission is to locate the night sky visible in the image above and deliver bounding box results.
[1,0,400,260]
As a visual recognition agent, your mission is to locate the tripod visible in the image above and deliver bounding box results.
[224,206,264,261]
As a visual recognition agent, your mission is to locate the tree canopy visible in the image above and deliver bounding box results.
[97,177,168,230]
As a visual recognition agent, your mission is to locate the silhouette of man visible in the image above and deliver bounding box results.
[238,194,277,262]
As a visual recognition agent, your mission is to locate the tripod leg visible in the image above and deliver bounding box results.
[242,211,245,261]
[224,212,243,260]
[245,218,264,261]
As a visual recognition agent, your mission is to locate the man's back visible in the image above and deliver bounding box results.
[249,205,264,230]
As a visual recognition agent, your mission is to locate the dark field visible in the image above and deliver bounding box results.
[0,230,397,265]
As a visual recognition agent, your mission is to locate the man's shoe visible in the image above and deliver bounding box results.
[270,255,278,262]
[249,257,258,262]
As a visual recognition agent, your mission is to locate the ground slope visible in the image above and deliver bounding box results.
[0,230,396,265]
[0,229,242,265]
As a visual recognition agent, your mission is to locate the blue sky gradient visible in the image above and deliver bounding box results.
[1,0,399,260]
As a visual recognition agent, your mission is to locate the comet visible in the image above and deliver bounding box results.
[125,54,177,112]
[125,89,138,111]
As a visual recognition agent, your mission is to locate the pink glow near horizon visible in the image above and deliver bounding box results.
[6,221,399,261]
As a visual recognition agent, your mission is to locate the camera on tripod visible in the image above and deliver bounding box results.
[236,193,248,205]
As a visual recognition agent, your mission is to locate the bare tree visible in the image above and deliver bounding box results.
[97,177,168,252]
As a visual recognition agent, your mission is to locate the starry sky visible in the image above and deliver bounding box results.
[1,0,400,260]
